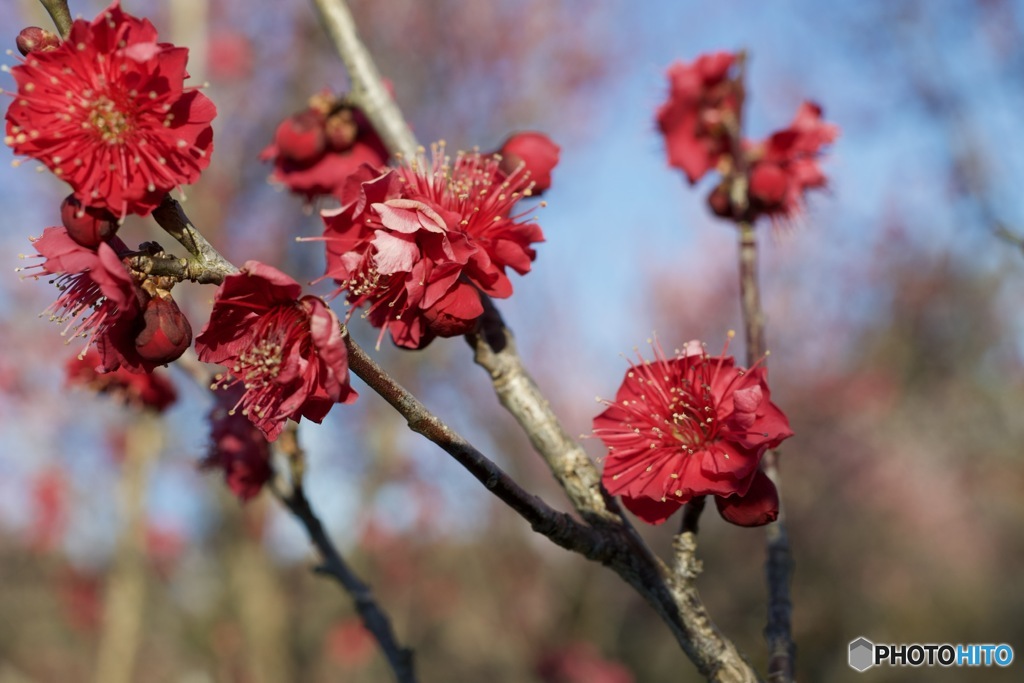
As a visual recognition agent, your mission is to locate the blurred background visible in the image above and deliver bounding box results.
[2,0,1024,681]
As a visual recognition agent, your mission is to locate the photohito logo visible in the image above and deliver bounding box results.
[848,637,1014,671]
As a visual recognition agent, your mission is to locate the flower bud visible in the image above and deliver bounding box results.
[273,110,326,164]
[498,131,560,194]
[715,470,779,527]
[135,295,193,364]
[16,27,60,56]
[60,194,119,248]
[707,183,733,219]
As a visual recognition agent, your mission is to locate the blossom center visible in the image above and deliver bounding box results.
[235,339,284,388]
[219,304,310,419]
[668,386,716,448]
[85,93,134,144]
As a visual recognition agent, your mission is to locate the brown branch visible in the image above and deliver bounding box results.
[738,225,766,360]
[38,0,72,39]
[737,222,794,683]
[274,424,417,683]
[150,195,238,284]
[466,298,620,525]
[344,329,606,555]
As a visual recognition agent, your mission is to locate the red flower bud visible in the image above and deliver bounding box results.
[273,110,326,164]
[16,27,61,56]
[715,470,780,527]
[707,183,733,219]
[60,195,119,249]
[498,131,560,194]
[135,295,193,364]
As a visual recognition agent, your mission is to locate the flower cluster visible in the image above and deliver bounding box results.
[23,227,192,372]
[260,92,388,202]
[740,102,839,220]
[4,1,216,218]
[657,51,837,223]
[320,142,549,349]
[593,339,792,526]
[195,262,358,441]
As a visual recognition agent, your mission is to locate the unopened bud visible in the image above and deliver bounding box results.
[135,295,193,364]
[715,470,779,527]
[273,110,326,164]
[498,131,560,194]
[60,194,119,248]
[706,183,733,219]
[16,27,60,56]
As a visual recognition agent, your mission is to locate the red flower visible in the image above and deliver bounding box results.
[194,261,358,441]
[66,349,177,412]
[320,144,544,349]
[202,384,273,500]
[4,1,216,217]
[656,52,741,184]
[496,131,560,195]
[26,227,141,370]
[24,227,191,371]
[746,101,839,220]
[260,94,388,202]
[593,339,792,526]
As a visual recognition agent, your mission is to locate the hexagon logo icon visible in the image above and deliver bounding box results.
[849,637,875,672]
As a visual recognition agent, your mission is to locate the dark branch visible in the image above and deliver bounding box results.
[275,425,418,683]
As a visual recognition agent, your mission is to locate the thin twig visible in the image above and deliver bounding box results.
[737,222,794,683]
[275,424,417,683]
